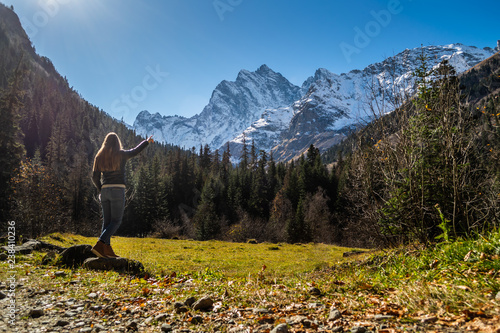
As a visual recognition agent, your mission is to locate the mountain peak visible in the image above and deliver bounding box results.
[256,64,273,74]
[314,68,333,80]
[134,42,495,162]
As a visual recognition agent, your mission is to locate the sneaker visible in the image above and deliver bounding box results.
[91,240,107,258]
[103,244,119,258]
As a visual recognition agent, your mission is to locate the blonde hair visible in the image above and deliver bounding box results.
[93,132,123,172]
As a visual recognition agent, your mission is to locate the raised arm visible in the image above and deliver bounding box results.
[122,135,154,159]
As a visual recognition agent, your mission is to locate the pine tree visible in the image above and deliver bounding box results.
[193,176,224,240]
[0,58,25,220]
[286,198,311,243]
[239,134,248,169]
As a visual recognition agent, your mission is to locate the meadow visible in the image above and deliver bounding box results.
[2,232,500,332]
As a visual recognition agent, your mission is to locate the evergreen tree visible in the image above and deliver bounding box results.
[239,134,249,169]
[193,176,224,240]
[286,198,311,243]
[0,58,25,220]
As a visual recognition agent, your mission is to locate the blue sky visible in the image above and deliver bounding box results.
[3,0,500,124]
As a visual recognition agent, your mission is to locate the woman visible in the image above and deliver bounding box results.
[91,132,153,258]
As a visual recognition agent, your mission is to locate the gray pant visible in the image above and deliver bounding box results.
[99,187,125,245]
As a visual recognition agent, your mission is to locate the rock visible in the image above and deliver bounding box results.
[190,315,203,324]
[373,314,394,321]
[60,244,95,268]
[175,305,190,314]
[2,240,41,254]
[54,320,69,327]
[495,291,500,301]
[87,292,98,299]
[54,271,66,277]
[307,302,324,308]
[288,315,308,325]
[126,320,139,330]
[328,308,342,321]
[0,253,8,261]
[309,287,322,296]
[271,323,288,333]
[161,324,173,332]
[83,257,145,275]
[420,316,438,323]
[79,328,93,333]
[192,296,214,311]
[155,313,168,322]
[93,323,106,332]
[1,239,65,255]
[184,296,197,307]
[0,291,6,300]
[350,327,366,333]
[28,308,44,318]
[253,308,270,314]
[229,326,252,333]
[256,324,274,332]
[64,310,77,317]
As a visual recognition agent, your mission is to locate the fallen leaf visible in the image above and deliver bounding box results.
[463,250,473,261]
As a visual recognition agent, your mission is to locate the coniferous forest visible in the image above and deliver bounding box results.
[1,3,499,248]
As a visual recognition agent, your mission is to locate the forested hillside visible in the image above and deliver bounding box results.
[1,3,498,248]
[0,4,341,246]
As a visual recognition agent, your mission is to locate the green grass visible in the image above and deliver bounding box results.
[39,233,366,278]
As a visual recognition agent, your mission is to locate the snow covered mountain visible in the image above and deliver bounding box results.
[134,64,302,150]
[133,43,499,161]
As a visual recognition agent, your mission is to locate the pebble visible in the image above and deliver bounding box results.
[161,324,173,332]
[328,308,342,321]
[79,328,93,333]
[155,313,169,321]
[309,287,322,296]
[271,323,289,333]
[87,292,98,299]
[374,314,394,321]
[54,319,69,327]
[126,320,139,330]
[192,296,214,311]
[28,308,44,318]
[54,271,67,277]
[64,310,77,317]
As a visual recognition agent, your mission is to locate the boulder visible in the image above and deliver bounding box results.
[192,296,214,311]
[83,257,145,275]
[1,239,65,254]
[60,245,95,267]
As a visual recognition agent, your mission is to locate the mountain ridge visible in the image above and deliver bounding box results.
[134,42,497,161]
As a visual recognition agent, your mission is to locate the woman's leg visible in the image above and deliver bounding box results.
[99,188,125,245]
[100,188,112,237]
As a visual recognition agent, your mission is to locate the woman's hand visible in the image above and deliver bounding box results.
[147,135,154,143]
